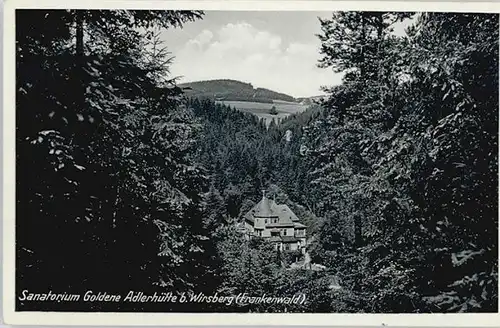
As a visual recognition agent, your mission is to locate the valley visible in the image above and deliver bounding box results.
[180,79,315,125]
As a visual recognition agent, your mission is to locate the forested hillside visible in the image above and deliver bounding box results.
[16,9,216,311]
[180,79,297,103]
[304,12,499,312]
[15,10,498,313]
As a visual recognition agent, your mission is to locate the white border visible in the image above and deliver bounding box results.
[4,0,500,12]
[3,0,500,326]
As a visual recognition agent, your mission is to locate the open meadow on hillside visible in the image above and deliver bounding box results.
[216,100,308,125]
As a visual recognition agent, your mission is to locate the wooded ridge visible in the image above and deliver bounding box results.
[179,79,299,103]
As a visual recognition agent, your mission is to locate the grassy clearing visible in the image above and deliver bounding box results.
[216,100,307,126]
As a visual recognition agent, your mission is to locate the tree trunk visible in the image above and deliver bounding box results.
[377,13,385,107]
[354,214,363,246]
[112,185,120,229]
[360,13,365,80]
[75,11,84,56]
[75,10,86,137]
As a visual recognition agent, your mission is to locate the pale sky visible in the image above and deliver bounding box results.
[160,11,410,98]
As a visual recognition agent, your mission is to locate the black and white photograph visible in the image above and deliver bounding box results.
[3,0,500,325]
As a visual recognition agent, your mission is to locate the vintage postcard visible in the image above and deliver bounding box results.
[3,0,500,326]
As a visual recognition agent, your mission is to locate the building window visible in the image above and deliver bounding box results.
[283,229,287,236]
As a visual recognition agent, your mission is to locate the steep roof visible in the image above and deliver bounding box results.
[271,203,300,222]
[244,208,255,224]
[253,195,277,218]
[244,192,306,230]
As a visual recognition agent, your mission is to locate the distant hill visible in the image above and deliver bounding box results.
[179,79,297,103]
